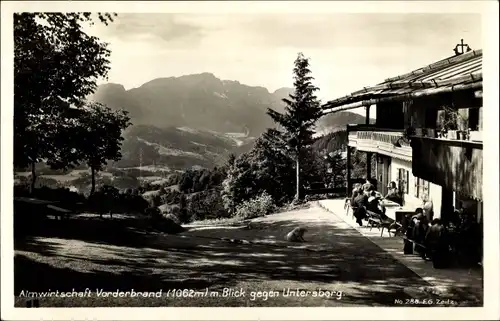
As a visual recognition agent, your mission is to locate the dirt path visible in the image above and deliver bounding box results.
[14,204,430,307]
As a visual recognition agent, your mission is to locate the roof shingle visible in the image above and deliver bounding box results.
[323,49,483,110]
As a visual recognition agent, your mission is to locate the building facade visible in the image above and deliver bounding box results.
[324,47,483,224]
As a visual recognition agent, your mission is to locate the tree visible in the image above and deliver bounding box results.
[324,150,347,188]
[221,130,296,212]
[226,154,236,168]
[72,102,131,195]
[267,53,323,201]
[221,153,255,215]
[14,13,116,192]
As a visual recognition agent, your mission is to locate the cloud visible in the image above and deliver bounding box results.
[238,13,481,49]
[100,13,205,47]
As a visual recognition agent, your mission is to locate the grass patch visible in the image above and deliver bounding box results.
[186,216,245,227]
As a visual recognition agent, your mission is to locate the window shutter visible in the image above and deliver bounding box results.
[397,169,402,192]
[406,170,409,194]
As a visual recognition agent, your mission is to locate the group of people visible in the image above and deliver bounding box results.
[348,179,482,269]
[402,209,448,268]
[402,204,482,269]
[449,205,483,267]
[349,179,399,226]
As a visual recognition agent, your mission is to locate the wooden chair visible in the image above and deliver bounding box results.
[366,210,382,231]
[366,210,402,237]
[344,198,359,219]
[344,198,351,215]
[384,221,403,237]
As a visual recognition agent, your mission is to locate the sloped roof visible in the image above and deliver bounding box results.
[323,49,482,110]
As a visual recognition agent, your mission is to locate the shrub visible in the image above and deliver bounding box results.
[187,189,228,222]
[88,185,121,213]
[165,213,181,225]
[235,191,275,220]
[119,193,150,214]
[146,207,185,234]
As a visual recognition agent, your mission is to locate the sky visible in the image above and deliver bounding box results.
[88,13,481,111]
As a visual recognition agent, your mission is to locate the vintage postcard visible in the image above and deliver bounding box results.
[1,1,499,320]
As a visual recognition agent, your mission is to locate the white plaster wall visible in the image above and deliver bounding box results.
[429,182,442,219]
[389,158,442,217]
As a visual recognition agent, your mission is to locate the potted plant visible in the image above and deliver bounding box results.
[447,129,457,140]
[457,112,469,140]
[438,105,462,140]
[427,128,435,138]
[402,126,416,143]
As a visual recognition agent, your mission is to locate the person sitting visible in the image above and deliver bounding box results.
[425,218,450,269]
[458,212,481,267]
[345,183,362,214]
[411,207,424,221]
[384,181,402,205]
[366,190,387,218]
[412,212,429,259]
[350,183,362,206]
[402,209,420,254]
[352,184,370,226]
[422,193,434,222]
[362,178,375,193]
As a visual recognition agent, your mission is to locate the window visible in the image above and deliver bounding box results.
[468,107,480,131]
[415,177,430,199]
[397,168,409,195]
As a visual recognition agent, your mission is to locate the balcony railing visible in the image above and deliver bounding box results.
[347,125,412,160]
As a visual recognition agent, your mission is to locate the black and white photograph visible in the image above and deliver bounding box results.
[1,1,499,320]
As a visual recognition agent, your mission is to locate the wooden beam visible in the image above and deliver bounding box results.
[366,152,373,180]
[346,146,352,196]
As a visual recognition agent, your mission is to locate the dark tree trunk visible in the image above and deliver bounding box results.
[295,157,303,201]
[90,166,96,196]
[30,162,36,195]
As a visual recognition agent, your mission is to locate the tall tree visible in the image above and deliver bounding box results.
[72,102,131,195]
[14,13,116,192]
[267,53,323,201]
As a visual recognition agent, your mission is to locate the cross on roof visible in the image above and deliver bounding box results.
[454,39,472,56]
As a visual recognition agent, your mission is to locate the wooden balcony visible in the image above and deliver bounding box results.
[347,125,412,161]
[411,136,483,200]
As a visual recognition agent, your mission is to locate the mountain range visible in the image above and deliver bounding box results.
[89,73,373,170]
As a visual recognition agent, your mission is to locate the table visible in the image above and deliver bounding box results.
[381,199,401,208]
[385,206,415,222]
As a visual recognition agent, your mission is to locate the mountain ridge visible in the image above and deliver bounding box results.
[90,73,373,170]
